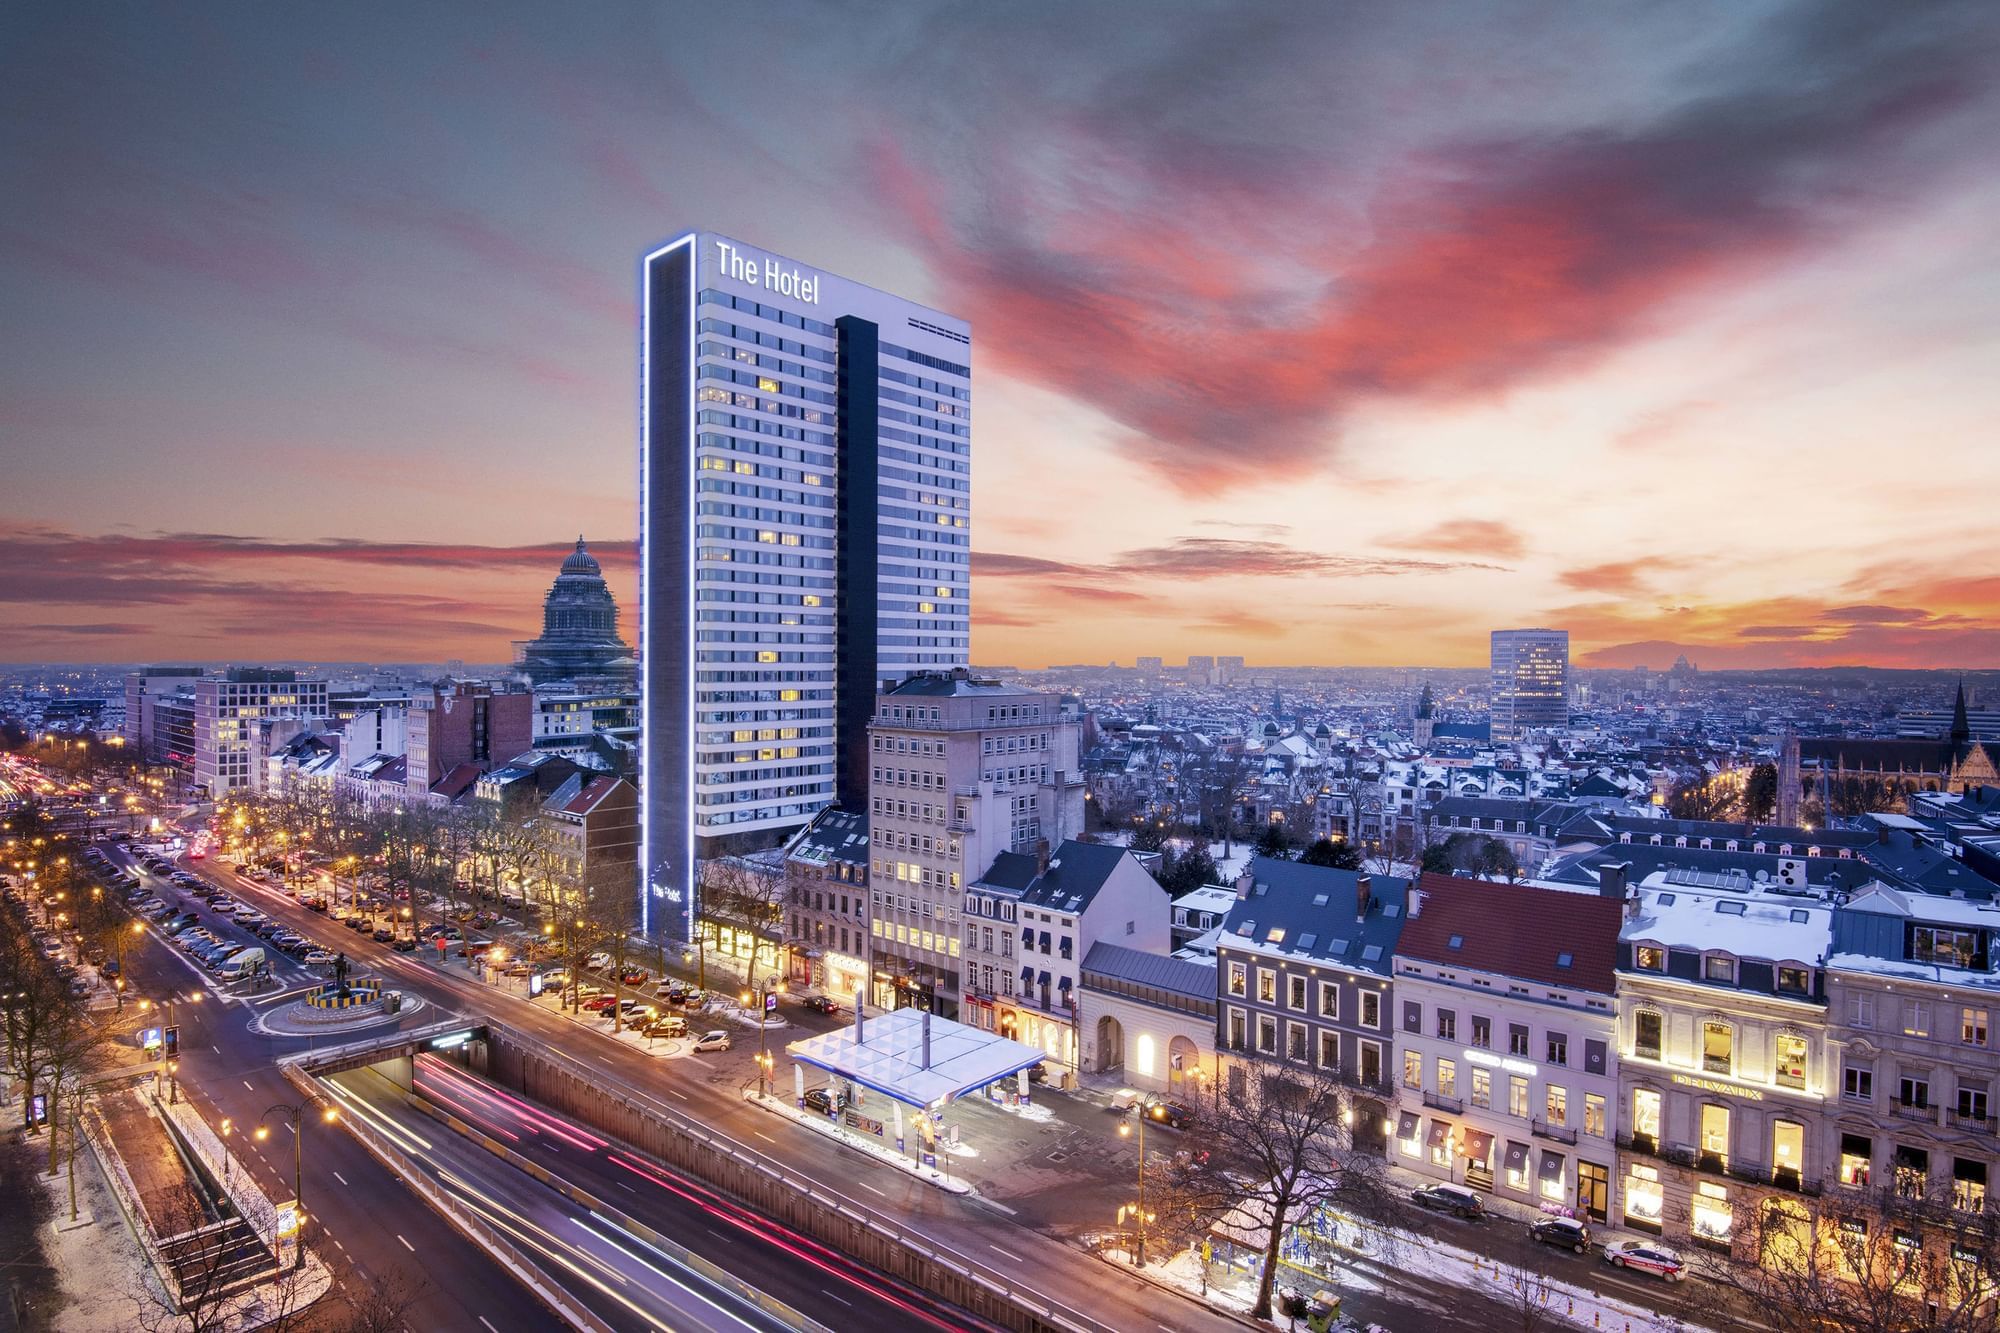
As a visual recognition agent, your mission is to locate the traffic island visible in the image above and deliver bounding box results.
[249,983,424,1037]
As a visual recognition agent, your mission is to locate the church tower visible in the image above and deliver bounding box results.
[1413,681,1435,747]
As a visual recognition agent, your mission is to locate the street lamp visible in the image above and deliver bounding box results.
[740,976,786,1096]
[1117,1097,1164,1267]
[256,1102,338,1269]
[220,1117,233,1183]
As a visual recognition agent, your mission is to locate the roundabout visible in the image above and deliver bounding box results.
[247,952,427,1037]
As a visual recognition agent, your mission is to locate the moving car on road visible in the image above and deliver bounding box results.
[1528,1217,1592,1253]
[1410,1183,1485,1219]
[1601,1240,1688,1281]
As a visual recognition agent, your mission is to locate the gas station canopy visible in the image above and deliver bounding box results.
[786,1008,1047,1110]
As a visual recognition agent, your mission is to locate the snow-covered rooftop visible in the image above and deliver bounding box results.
[1621,880,1831,964]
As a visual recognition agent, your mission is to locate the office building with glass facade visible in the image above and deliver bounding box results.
[1490,628,1570,741]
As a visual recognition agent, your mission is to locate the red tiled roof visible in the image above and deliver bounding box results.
[1397,872,1622,994]
[430,762,484,802]
[563,776,620,815]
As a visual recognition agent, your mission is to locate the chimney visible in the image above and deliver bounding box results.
[921,1011,933,1070]
[1356,873,1373,923]
[1624,886,1642,923]
[1597,861,1629,899]
[1235,868,1255,900]
[1406,884,1424,918]
[853,991,866,1045]
[1036,838,1052,877]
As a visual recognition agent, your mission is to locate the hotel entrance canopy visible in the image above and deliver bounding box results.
[786,1008,1046,1110]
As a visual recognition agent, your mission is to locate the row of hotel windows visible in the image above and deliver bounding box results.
[701,338,835,385]
[1840,1064,1990,1120]
[871,917,960,958]
[1223,968,1386,1028]
[1631,1013,1809,1087]
[872,796,946,823]
[874,767,944,789]
[1630,945,1814,992]
[1403,1051,1609,1133]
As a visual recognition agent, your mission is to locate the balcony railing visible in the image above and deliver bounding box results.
[1618,1134,1696,1168]
[1720,1160,1823,1197]
[1422,1092,1464,1114]
[1891,1100,1938,1125]
[1531,1119,1579,1145]
[1945,1108,1995,1135]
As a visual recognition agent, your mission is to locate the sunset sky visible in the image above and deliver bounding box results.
[4,2,1998,670]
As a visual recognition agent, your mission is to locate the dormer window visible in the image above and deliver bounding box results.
[1634,945,1665,973]
[1705,954,1737,984]
[1777,966,1810,995]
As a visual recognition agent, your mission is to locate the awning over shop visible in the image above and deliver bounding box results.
[1038,970,1051,987]
[1020,966,1034,985]
[1426,1119,1452,1150]
[785,1007,1047,1110]
[1539,1150,1567,1185]
[1396,1111,1420,1142]
[1504,1141,1530,1174]
[1461,1128,1495,1165]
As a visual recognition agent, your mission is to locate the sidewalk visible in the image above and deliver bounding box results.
[743,1087,974,1194]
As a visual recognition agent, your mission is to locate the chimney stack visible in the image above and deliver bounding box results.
[1235,868,1255,900]
[1036,838,1052,877]
[1356,873,1373,923]
[1624,886,1642,923]
[1406,884,1424,918]
[1597,861,1630,899]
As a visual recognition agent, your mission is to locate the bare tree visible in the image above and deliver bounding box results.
[1704,1183,2000,1333]
[1150,1063,1406,1319]
[1494,1255,1562,1333]
[329,1259,431,1333]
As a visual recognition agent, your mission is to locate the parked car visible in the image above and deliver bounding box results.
[1601,1240,1687,1281]
[1132,1099,1194,1130]
[1411,1183,1485,1219]
[797,995,841,1015]
[643,1015,688,1039]
[619,967,650,987]
[371,928,395,943]
[303,951,336,967]
[585,951,612,972]
[581,995,620,1013]
[691,1030,731,1052]
[391,936,418,952]
[1528,1217,1592,1254]
[801,1086,843,1115]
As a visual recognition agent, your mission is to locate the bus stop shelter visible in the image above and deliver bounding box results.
[785,1007,1047,1161]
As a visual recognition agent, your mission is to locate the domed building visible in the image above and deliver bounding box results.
[516,537,637,687]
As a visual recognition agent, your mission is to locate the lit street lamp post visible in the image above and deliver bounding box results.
[741,976,786,1096]
[1118,1098,1162,1267]
[257,1101,337,1270]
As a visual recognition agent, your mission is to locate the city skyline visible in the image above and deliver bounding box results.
[5,3,2000,670]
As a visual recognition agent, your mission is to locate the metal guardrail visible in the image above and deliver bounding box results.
[283,1063,616,1333]
[480,1014,1121,1333]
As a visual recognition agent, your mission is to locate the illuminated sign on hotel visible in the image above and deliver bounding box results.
[1672,1072,1763,1101]
[1466,1050,1538,1076]
[715,240,821,304]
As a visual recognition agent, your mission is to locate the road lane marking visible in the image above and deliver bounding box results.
[704,1228,732,1244]
[616,1181,636,1193]
[242,1080,254,1091]
[988,1244,1023,1262]
[666,1089,689,1100]
[857,1181,888,1197]
[479,1319,498,1333]
[211,1045,220,1054]
[333,1171,348,1186]
[396,1234,415,1252]
[754,1131,776,1143]
[822,1290,852,1307]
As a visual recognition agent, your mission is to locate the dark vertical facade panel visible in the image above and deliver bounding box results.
[834,315,880,813]
[643,243,694,940]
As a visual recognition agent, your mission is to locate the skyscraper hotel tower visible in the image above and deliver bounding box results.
[1490,628,1570,742]
[641,233,971,938]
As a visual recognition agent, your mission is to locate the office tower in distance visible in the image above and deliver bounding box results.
[1135,657,1163,677]
[1489,628,1569,741]
[1186,656,1215,686]
[1216,655,1245,685]
[641,232,971,938]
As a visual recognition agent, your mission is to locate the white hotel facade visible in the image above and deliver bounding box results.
[640,233,970,938]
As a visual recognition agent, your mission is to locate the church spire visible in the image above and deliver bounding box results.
[1951,678,1971,746]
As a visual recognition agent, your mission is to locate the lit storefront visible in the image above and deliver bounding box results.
[821,950,867,1001]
